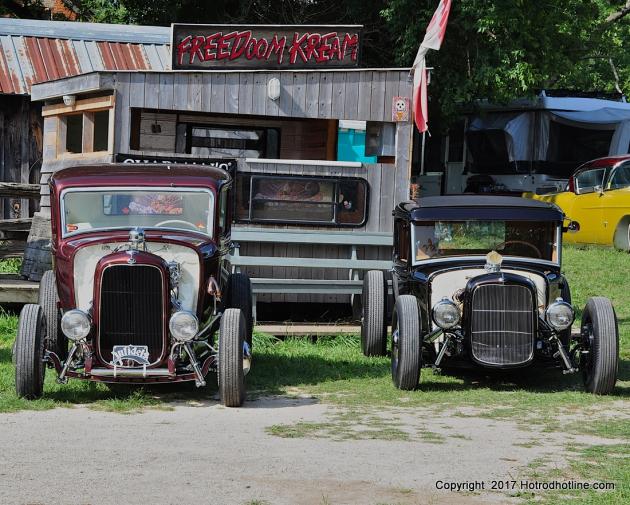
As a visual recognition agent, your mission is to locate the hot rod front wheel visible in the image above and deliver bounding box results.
[218,308,246,407]
[14,304,46,399]
[391,295,421,390]
[580,297,619,395]
[361,270,387,356]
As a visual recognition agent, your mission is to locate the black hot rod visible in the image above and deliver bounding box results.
[361,196,619,394]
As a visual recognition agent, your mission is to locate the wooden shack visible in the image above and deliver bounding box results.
[26,24,413,317]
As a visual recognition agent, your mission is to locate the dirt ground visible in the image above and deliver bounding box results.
[0,396,620,505]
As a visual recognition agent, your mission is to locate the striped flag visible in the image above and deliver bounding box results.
[412,0,452,132]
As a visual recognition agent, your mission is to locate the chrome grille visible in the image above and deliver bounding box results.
[98,265,164,363]
[470,284,535,366]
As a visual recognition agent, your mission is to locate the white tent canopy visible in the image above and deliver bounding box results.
[468,95,630,161]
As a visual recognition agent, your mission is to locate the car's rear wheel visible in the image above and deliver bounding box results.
[38,270,67,360]
[218,308,246,407]
[14,304,46,399]
[361,270,387,356]
[227,273,253,348]
[580,297,618,395]
[391,295,421,390]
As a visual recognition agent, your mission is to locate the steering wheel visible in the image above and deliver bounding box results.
[155,219,201,232]
[495,240,542,258]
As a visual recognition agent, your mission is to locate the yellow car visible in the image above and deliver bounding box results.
[525,155,630,250]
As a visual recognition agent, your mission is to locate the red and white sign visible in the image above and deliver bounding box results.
[392,96,410,122]
[172,24,362,70]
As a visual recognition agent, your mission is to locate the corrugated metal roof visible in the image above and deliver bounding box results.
[0,18,170,95]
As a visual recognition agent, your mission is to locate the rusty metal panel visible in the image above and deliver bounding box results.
[0,19,170,95]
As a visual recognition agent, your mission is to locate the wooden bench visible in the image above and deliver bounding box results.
[229,228,393,320]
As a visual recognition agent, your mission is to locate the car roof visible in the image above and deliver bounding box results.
[575,154,630,171]
[399,195,564,222]
[50,163,231,190]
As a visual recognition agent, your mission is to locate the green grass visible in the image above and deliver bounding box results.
[0,245,628,418]
[522,444,630,505]
[0,257,22,274]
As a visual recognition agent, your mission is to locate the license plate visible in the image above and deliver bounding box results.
[111,345,150,366]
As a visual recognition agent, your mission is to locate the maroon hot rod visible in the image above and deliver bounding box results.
[14,164,253,407]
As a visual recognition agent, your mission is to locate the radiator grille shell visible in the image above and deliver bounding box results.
[470,283,535,366]
[97,264,165,364]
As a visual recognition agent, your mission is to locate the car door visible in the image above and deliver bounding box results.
[602,162,630,245]
[571,167,609,244]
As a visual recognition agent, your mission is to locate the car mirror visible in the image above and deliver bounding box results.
[563,220,580,233]
[594,184,604,195]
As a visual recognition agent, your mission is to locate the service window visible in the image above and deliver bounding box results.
[184,124,280,158]
[235,174,368,227]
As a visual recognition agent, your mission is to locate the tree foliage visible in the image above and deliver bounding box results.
[383,0,630,123]
[7,1,630,127]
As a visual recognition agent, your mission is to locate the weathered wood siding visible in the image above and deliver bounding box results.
[0,96,42,219]
[30,69,412,296]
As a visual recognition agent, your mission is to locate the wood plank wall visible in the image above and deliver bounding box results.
[34,70,412,305]
[0,96,42,219]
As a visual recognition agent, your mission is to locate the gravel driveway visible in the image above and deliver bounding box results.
[0,396,612,505]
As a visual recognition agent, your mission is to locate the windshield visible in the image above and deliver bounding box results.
[413,220,558,263]
[61,188,214,237]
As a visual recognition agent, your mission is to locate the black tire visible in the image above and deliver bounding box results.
[581,297,619,395]
[559,280,572,348]
[361,270,387,356]
[218,308,246,407]
[391,295,421,390]
[14,304,46,399]
[227,273,253,347]
[38,270,67,360]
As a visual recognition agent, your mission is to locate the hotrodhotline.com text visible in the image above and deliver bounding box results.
[435,480,615,492]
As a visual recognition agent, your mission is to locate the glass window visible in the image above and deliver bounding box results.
[608,162,630,190]
[236,174,368,226]
[575,168,606,194]
[413,220,557,263]
[61,188,214,237]
[218,187,229,235]
[187,125,280,158]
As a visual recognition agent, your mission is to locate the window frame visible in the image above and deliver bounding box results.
[59,186,215,239]
[42,95,115,159]
[183,123,281,159]
[607,161,630,191]
[235,173,369,227]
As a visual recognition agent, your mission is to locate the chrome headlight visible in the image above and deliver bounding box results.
[60,309,91,341]
[169,311,199,342]
[546,299,574,330]
[432,299,461,329]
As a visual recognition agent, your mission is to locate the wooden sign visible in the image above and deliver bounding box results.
[171,24,362,70]
[392,96,410,122]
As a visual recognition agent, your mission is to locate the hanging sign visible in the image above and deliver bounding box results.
[392,96,410,122]
[171,24,362,70]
